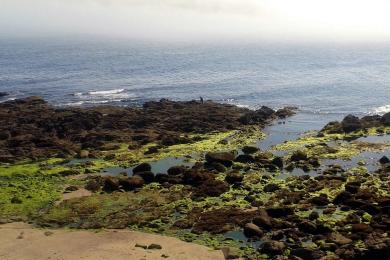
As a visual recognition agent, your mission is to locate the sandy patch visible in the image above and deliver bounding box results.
[0,222,224,260]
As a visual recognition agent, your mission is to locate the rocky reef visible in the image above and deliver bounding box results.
[1,97,390,260]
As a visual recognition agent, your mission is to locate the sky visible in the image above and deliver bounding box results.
[1,0,390,42]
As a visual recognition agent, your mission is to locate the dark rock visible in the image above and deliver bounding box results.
[205,152,235,167]
[341,114,362,133]
[290,150,308,162]
[243,223,264,238]
[263,183,280,193]
[210,162,227,172]
[260,240,286,255]
[0,92,8,97]
[345,182,361,194]
[58,170,80,176]
[235,154,255,163]
[266,207,294,218]
[381,112,390,126]
[379,156,390,165]
[133,163,152,174]
[242,146,259,154]
[333,191,352,204]
[291,248,325,260]
[225,171,244,184]
[192,179,229,198]
[253,209,272,229]
[103,177,120,192]
[85,179,101,192]
[64,186,79,193]
[147,244,162,250]
[298,221,317,234]
[271,157,284,168]
[119,176,145,190]
[134,171,155,183]
[351,223,373,233]
[311,194,330,206]
[167,166,186,176]
[309,211,320,220]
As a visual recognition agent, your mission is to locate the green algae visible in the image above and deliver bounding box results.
[0,173,63,220]
[93,126,265,167]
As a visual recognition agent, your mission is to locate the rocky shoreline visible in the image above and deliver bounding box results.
[0,97,389,259]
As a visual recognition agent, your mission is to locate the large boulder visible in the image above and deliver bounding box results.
[103,177,120,192]
[133,163,152,174]
[134,171,155,183]
[205,152,235,167]
[260,240,286,255]
[381,112,390,126]
[379,156,390,165]
[341,114,362,133]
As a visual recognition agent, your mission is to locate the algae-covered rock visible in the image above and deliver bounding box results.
[205,152,235,167]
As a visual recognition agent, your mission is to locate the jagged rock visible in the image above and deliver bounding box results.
[341,114,362,133]
[379,156,390,165]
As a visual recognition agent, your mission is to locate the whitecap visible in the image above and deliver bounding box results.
[88,89,125,96]
[371,105,390,115]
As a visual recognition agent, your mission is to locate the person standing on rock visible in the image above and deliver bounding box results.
[200,96,204,104]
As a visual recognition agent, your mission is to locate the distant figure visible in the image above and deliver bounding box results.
[200,96,204,104]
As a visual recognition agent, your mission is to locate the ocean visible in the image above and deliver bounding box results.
[1,38,390,120]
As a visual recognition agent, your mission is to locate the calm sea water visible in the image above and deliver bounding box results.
[1,38,390,120]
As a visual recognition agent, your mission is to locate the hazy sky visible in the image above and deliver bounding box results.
[1,0,390,42]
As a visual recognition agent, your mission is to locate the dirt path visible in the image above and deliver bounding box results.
[0,222,224,260]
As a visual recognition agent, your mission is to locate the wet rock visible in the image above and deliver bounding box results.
[243,223,264,238]
[341,114,362,133]
[167,166,186,176]
[134,171,155,183]
[133,163,152,174]
[260,240,286,255]
[263,183,280,193]
[242,146,259,154]
[379,156,390,165]
[0,92,9,97]
[225,171,244,184]
[239,106,275,124]
[205,152,235,167]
